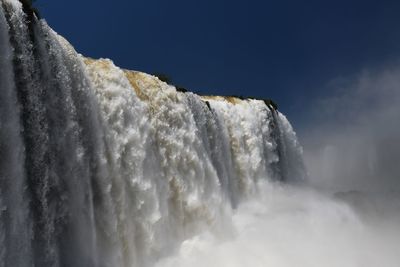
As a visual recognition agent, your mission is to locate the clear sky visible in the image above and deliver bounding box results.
[38,0,400,129]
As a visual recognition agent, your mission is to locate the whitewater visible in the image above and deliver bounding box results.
[1,1,399,266]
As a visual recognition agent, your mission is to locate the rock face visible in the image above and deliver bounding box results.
[0,1,306,266]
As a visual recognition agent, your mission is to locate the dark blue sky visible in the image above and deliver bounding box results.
[39,0,400,129]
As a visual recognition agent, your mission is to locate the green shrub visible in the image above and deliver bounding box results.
[20,0,41,21]
[263,99,278,110]
[153,73,172,84]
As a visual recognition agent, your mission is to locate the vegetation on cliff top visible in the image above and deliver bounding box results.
[19,0,40,21]
[153,73,278,110]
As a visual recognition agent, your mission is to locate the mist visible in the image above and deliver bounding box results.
[302,67,400,192]
[156,182,400,267]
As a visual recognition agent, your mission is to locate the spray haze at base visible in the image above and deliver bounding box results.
[156,183,400,267]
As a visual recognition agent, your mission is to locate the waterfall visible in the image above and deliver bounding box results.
[0,1,306,266]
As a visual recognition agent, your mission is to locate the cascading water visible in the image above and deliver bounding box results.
[0,1,306,266]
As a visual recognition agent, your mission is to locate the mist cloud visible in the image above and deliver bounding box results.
[156,183,400,267]
[302,67,400,192]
